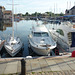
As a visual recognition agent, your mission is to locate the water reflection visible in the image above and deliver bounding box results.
[0,20,12,31]
[0,20,43,58]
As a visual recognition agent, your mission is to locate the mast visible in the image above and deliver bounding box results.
[69,2,71,9]
[36,12,39,26]
[67,2,68,9]
[54,3,55,19]
[12,0,14,40]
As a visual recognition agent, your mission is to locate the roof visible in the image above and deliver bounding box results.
[63,15,75,17]
[33,25,48,32]
[3,11,12,14]
[0,6,5,9]
[70,6,75,10]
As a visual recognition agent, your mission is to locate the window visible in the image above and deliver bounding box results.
[41,32,49,37]
[56,29,64,36]
[33,32,49,37]
[34,32,41,37]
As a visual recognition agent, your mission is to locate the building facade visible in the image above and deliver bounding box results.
[65,6,75,15]
[0,6,12,20]
[0,6,5,19]
[3,11,12,20]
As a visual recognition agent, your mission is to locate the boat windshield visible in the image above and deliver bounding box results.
[41,32,49,37]
[34,32,41,37]
[33,32,49,37]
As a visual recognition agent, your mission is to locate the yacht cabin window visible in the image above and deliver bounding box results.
[56,29,64,36]
[42,32,49,37]
[33,32,49,37]
[34,32,41,37]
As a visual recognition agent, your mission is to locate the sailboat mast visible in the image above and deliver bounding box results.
[12,0,14,40]
[53,4,55,29]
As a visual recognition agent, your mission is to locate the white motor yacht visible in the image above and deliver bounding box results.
[49,22,75,52]
[28,25,57,55]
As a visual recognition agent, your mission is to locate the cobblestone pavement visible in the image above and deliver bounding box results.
[0,56,75,75]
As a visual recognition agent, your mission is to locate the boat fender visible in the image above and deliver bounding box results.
[26,56,32,58]
[71,51,75,57]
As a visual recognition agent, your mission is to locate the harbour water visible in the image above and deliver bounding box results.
[0,20,47,58]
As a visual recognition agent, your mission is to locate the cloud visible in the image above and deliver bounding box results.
[0,0,75,14]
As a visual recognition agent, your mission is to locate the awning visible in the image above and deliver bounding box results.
[63,15,75,17]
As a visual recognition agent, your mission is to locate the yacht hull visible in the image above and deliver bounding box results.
[4,44,22,56]
[30,44,51,55]
[55,35,75,52]
[28,39,56,56]
[50,29,75,52]
[0,45,3,51]
[0,40,5,51]
[4,37,23,57]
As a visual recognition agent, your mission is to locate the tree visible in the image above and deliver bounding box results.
[31,12,37,17]
[45,12,50,15]
[59,12,64,16]
[25,12,30,16]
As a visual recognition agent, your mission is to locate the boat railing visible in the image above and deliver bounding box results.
[62,22,74,28]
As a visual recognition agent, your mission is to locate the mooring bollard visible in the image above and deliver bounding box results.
[21,58,26,75]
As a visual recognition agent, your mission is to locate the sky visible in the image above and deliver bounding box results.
[0,0,75,14]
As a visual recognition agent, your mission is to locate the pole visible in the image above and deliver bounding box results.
[69,2,71,9]
[21,58,26,75]
[12,0,14,40]
[54,3,55,18]
[67,1,68,9]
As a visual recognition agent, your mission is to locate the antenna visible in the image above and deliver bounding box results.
[54,3,55,19]
[54,4,55,14]
[69,2,71,9]
[67,1,68,9]
[56,3,57,14]
[49,7,52,18]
